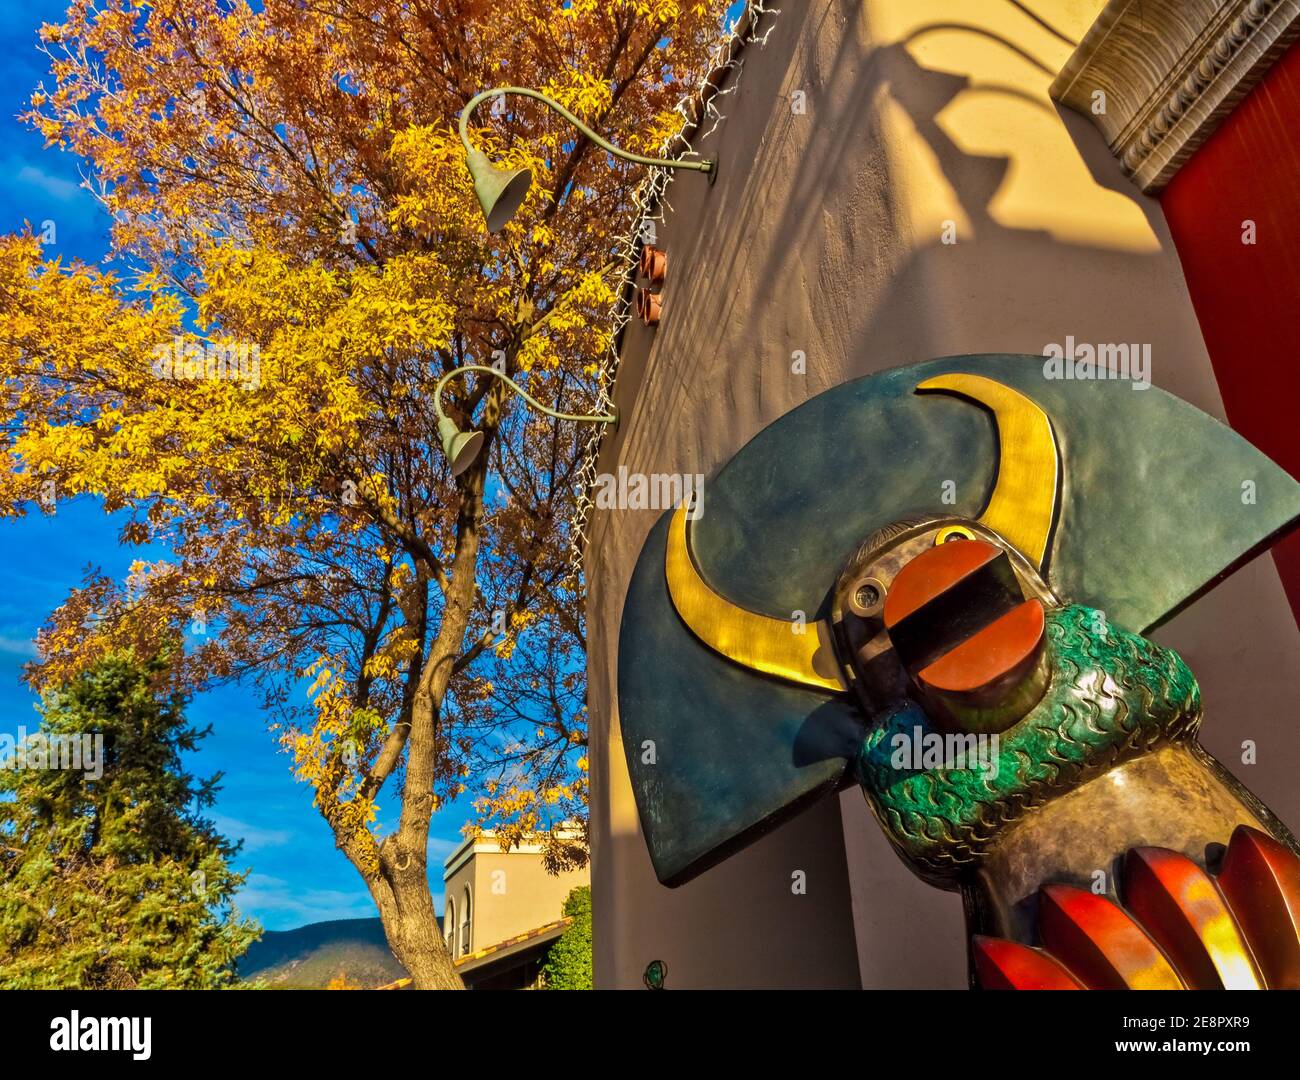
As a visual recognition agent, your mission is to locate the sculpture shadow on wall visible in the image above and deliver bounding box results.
[655,0,1177,425]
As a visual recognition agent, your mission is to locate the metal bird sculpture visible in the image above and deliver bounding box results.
[617,354,1300,989]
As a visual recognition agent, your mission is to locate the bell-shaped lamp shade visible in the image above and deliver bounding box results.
[437,416,485,478]
[465,147,532,233]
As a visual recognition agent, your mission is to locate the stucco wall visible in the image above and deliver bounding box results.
[444,848,588,957]
[586,0,1300,989]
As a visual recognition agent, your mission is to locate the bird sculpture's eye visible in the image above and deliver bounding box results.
[850,577,887,618]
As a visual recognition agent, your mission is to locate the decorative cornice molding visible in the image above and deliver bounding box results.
[1052,0,1300,193]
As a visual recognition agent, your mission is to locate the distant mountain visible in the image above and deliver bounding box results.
[239,917,419,989]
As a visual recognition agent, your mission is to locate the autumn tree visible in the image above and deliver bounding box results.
[0,0,727,988]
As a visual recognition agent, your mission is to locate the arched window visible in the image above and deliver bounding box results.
[444,899,455,950]
[460,886,472,955]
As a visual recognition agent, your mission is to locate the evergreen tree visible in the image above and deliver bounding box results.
[542,886,592,990]
[0,653,259,988]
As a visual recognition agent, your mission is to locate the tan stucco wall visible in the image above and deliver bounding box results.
[444,847,588,955]
[586,0,1300,989]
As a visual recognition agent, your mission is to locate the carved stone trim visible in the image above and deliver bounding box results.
[1052,0,1300,193]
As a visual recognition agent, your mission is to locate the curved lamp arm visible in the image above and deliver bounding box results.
[434,363,617,477]
[459,86,715,232]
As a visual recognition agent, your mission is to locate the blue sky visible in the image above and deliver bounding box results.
[0,0,467,931]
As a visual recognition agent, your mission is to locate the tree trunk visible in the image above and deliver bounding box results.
[371,866,464,989]
[364,530,481,988]
[348,380,497,990]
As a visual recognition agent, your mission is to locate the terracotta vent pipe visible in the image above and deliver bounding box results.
[635,288,661,326]
[640,245,667,285]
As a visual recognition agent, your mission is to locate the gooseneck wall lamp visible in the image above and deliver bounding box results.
[459,86,716,233]
[435,364,618,478]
